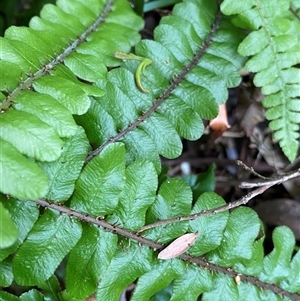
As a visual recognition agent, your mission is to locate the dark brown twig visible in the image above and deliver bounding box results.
[239,163,300,189]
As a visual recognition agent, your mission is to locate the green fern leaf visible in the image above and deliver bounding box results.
[66,224,118,299]
[32,75,92,115]
[107,160,158,231]
[0,198,39,262]
[38,127,90,201]
[0,202,18,249]
[0,138,49,200]
[13,90,78,138]
[0,257,13,287]
[0,110,64,161]
[144,178,192,243]
[2,163,300,300]
[202,273,239,301]
[0,60,24,91]
[259,226,295,283]
[96,242,153,301]
[170,265,213,301]
[131,259,186,301]
[188,192,229,256]
[37,275,61,298]
[12,209,82,286]
[237,284,262,301]
[207,207,260,266]
[233,234,265,276]
[64,53,107,83]
[0,291,20,301]
[221,0,300,162]
[280,250,300,293]
[19,289,44,301]
[0,0,144,199]
[70,143,126,216]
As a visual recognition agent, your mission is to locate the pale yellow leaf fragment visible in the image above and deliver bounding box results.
[235,275,241,285]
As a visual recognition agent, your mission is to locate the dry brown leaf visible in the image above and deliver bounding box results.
[158,233,199,259]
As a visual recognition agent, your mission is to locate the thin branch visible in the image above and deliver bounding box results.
[240,168,300,189]
[137,184,271,233]
[289,7,300,21]
[31,199,162,250]
[236,160,270,180]
[137,167,300,233]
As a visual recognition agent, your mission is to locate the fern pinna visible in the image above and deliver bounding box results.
[221,0,300,162]
[0,0,143,200]
[0,0,299,301]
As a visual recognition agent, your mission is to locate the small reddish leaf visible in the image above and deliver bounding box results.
[158,233,199,260]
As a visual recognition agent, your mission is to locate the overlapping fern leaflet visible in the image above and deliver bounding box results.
[221,0,300,162]
[2,150,299,300]
[0,0,143,200]
[76,0,247,172]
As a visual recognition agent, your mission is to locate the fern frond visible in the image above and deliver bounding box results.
[0,0,143,199]
[2,173,299,300]
[77,0,246,171]
[1,1,299,301]
[221,0,300,162]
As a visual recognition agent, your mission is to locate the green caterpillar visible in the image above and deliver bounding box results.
[114,51,153,93]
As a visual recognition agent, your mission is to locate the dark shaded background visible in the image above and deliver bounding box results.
[0,0,55,36]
